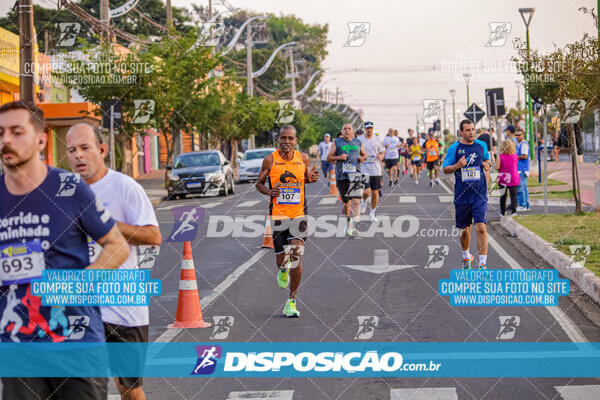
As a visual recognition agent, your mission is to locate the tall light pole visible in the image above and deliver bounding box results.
[449,89,456,135]
[18,0,35,102]
[519,7,535,159]
[515,80,522,108]
[463,73,471,106]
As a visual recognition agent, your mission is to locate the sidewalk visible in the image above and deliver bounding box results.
[530,159,599,206]
[136,169,167,205]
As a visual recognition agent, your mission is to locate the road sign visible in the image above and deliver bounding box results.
[484,88,505,116]
[101,100,122,131]
[433,119,441,132]
[463,103,485,125]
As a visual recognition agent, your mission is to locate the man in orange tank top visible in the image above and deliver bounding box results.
[256,125,319,317]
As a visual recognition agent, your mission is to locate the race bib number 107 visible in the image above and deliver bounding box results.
[278,187,301,204]
[0,240,45,286]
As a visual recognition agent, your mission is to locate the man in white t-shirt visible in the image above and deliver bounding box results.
[382,128,401,186]
[66,123,161,400]
[358,122,385,221]
[318,133,333,181]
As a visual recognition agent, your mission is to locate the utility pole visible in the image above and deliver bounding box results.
[100,0,109,24]
[18,0,35,103]
[166,0,174,29]
[449,89,456,135]
[442,100,446,135]
[288,48,296,101]
[246,22,255,149]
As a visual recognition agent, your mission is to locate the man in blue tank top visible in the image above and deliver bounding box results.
[443,119,491,270]
[327,123,366,237]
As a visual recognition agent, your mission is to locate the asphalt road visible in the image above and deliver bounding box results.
[139,170,600,400]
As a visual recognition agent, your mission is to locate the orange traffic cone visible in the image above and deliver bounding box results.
[262,216,274,249]
[168,241,211,329]
[328,170,338,196]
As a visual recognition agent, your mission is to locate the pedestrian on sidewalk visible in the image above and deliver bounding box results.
[494,140,520,216]
[515,128,530,211]
[504,125,517,145]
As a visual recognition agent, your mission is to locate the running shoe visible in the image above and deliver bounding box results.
[282,299,300,317]
[462,254,474,270]
[389,181,392,187]
[360,200,367,214]
[277,266,290,289]
[415,179,419,184]
[429,181,433,188]
[479,263,488,270]
[435,179,440,186]
[369,212,377,222]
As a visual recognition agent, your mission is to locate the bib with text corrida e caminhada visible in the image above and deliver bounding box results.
[269,150,307,220]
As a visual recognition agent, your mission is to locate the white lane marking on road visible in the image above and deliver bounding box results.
[108,396,121,400]
[227,391,294,400]
[237,200,261,207]
[153,249,269,343]
[199,202,223,209]
[555,385,600,400]
[390,387,458,400]
[342,249,418,274]
[319,197,338,205]
[399,196,416,203]
[439,178,588,343]
[439,195,454,203]
[156,201,223,211]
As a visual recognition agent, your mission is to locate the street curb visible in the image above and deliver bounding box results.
[500,216,600,305]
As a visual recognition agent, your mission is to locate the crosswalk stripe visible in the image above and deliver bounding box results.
[555,385,600,400]
[200,202,222,209]
[237,200,261,207]
[156,201,222,211]
[390,387,458,400]
[227,390,294,399]
[439,195,454,203]
[319,197,338,205]
[399,196,416,203]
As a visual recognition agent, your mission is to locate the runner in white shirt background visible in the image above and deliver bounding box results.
[66,123,162,400]
[382,128,401,187]
[317,133,333,181]
[358,122,385,221]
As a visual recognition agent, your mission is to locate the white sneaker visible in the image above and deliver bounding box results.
[516,206,527,212]
[360,200,367,214]
[415,179,419,184]
[369,212,377,222]
[435,179,440,186]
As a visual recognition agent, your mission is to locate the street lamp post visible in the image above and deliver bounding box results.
[449,89,456,135]
[463,73,471,106]
[515,80,522,108]
[519,7,535,159]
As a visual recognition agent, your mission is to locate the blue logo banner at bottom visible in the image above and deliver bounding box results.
[0,342,599,377]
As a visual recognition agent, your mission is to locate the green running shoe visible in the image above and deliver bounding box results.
[462,254,474,270]
[282,299,300,317]
[277,267,290,289]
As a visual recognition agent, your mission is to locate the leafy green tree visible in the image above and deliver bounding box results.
[513,12,600,212]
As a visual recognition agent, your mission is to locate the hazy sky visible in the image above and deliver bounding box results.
[173,0,596,134]
[3,0,596,134]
